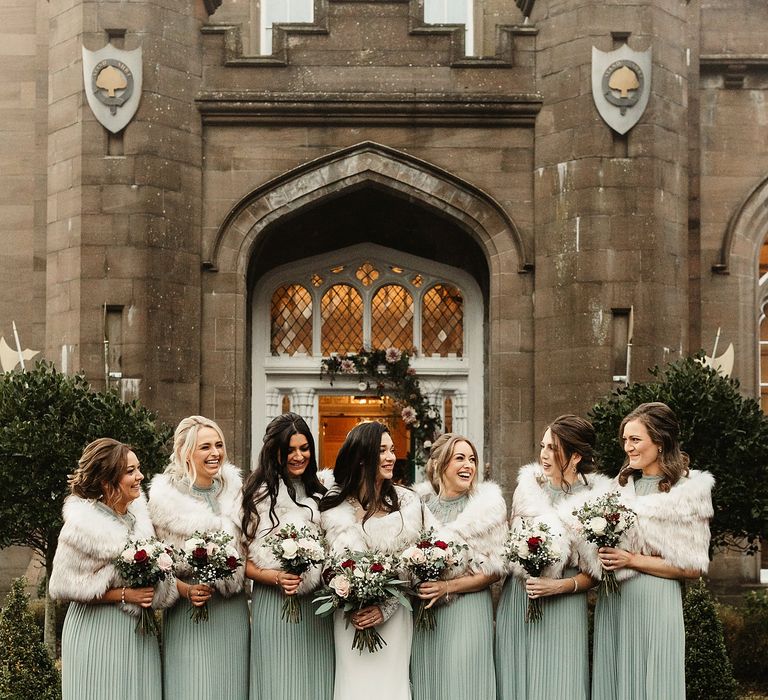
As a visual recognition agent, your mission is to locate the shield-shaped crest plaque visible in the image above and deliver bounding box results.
[592,45,651,135]
[82,44,142,133]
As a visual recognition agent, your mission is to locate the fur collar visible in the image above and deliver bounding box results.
[49,491,178,614]
[321,485,425,556]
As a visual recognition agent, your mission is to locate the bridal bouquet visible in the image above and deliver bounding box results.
[400,529,467,631]
[314,549,411,654]
[572,491,636,596]
[181,530,243,623]
[262,523,326,623]
[114,537,175,637]
[503,520,562,623]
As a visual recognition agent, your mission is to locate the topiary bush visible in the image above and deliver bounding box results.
[589,353,768,554]
[683,578,738,700]
[730,590,768,682]
[0,578,60,700]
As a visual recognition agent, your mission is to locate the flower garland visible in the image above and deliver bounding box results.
[320,348,441,452]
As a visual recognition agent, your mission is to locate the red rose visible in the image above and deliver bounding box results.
[607,512,620,524]
[133,549,149,564]
[417,540,432,549]
[226,556,238,570]
[192,547,208,562]
[434,541,449,550]
[370,563,384,573]
[527,536,542,552]
[341,559,356,569]
[291,532,298,539]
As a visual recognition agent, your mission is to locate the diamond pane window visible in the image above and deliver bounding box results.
[422,284,463,357]
[271,284,313,356]
[322,284,363,355]
[372,285,414,350]
[311,274,324,287]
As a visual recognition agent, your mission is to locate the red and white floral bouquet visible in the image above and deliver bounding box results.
[314,549,411,654]
[114,537,175,636]
[572,491,636,595]
[503,519,563,623]
[400,529,467,631]
[181,530,242,623]
[262,523,326,623]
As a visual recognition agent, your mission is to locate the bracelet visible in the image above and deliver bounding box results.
[571,577,579,593]
[275,571,280,587]
[121,587,126,605]
[445,580,451,595]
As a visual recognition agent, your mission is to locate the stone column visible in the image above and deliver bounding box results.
[532,0,689,423]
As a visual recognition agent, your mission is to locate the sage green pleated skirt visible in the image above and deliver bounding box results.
[495,570,589,700]
[592,573,685,700]
[61,602,162,700]
[163,592,250,700]
[249,583,334,700]
[411,590,496,700]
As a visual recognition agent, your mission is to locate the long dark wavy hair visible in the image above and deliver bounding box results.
[241,413,327,540]
[617,402,689,492]
[318,421,400,527]
[546,414,597,493]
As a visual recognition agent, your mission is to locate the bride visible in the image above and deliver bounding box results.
[319,421,425,700]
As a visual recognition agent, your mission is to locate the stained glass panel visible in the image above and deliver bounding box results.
[322,284,363,354]
[422,284,463,356]
[372,285,414,350]
[356,262,380,287]
[270,284,312,356]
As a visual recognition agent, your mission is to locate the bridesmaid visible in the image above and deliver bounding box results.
[242,413,334,700]
[319,421,425,700]
[410,433,507,700]
[591,402,713,700]
[49,438,177,700]
[148,416,249,699]
[495,415,610,700]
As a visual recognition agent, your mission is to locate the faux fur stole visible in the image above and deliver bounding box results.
[48,492,178,616]
[246,479,324,596]
[148,462,245,596]
[415,480,508,578]
[321,485,426,558]
[508,463,613,581]
[575,469,715,581]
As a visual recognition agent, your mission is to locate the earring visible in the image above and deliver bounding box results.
[657,447,662,453]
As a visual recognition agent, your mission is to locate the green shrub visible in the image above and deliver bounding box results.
[0,578,60,700]
[683,579,738,700]
[589,354,768,554]
[732,590,768,682]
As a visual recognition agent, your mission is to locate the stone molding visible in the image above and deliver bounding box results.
[203,140,532,275]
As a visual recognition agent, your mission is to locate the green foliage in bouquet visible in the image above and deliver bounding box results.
[682,579,737,700]
[0,578,60,700]
[589,353,768,553]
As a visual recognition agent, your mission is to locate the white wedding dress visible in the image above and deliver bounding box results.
[321,486,426,700]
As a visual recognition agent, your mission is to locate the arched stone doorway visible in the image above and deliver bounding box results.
[201,142,532,493]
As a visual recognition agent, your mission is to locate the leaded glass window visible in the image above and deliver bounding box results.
[371,285,414,350]
[322,284,363,355]
[422,284,464,356]
[270,284,312,356]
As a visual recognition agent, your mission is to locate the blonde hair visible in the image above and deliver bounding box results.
[166,415,228,485]
[425,433,479,495]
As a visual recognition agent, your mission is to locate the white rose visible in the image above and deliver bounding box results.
[281,539,299,559]
[330,576,350,598]
[206,541,220,556]
[184,537,204,552]
[409,548,426,564]
[121,548,136,563]
[588,516,608,535]
[430,547,447,560]
[516,542,530,558]
[157,552,174,572]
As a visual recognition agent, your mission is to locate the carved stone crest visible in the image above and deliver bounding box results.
[82,44,142,133]
[592,45,651,135]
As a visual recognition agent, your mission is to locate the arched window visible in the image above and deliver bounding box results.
[371,285,414,350]
[321,284,363,355]
[270,284,312,356]
[422,283,464,357]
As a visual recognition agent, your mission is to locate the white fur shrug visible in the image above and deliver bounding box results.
[49,492,178,616]
[575,469,714,582]
[413,479,508,579]
[244,475,327,597]
[509,463,613,580]
[148,462,245,596]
